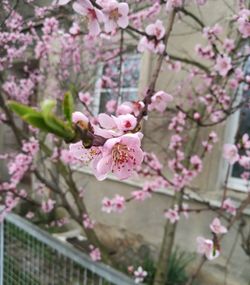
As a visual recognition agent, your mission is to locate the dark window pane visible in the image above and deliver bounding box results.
[232,58,250,178]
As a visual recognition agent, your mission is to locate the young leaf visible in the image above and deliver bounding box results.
[7,101,38,118]
[63,92,74,123]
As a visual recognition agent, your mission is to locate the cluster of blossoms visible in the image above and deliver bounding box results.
[8,138,39,185]
[83,213,96,229]
[164,203,189,224]
[197,217,227,260]
[223,134,250,181]
[138,20,166,54]
[58,0,129,36]
[69,89,173,185]
[101,195,126,213]
[89,245,101,261]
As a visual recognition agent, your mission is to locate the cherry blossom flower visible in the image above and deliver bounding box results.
[41,199,56,213]
[132,189,151,201]
[241,134,250,149]
[112,194,126,213]
[72,111,89,125]
[237,9,250,39]
[101,197,113,213]
[223,38,235,53]
[89,245,101,261]
[148,91,173,113]
[78,91,93,106]
[145,20,165,40]
[138,20,166,54]
[222,198,236,215]
[166,0,183,11]
[69,142,101,163]
[113,114,137,131]
[223,144,239,165]
[190,155,203,173]
[100,0,129,33]
[83,214,95,229]
[73,0,104,36]
[116,101,145,117]
[214,55,232,77]
[134,266,148,284]
[93,133,144,180]
[164,208,180,224]
[239,156,250,169]
[210,217,228,234]
[197,237,220,260]
[106,99,117,113]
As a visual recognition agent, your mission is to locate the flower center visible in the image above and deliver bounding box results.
[124,121,132,129]
[109,8,120,22]
[112,143,130,165]
[88,8,97,20]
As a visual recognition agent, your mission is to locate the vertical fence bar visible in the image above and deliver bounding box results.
[0,218,4,285]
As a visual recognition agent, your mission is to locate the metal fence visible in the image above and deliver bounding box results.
[0,212,136,285]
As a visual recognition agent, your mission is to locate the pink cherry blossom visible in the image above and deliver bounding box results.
[164,208,180,224]
[69,142,101,163]
[93,133,144,180]
[237,9,250,38]
[132,189,151,201]
[41,199,56,213]
[222,198,236,215]
[113,114,137,131]
[83,214,95,229]
[101,0,129,33]
[210,217,228,234]
[239,156,250,169]
[223,144,239,165]
[148,91,173,113]
[89,245,101,261]
[190,155,203,173]
[242,134,250,149]
[101,197,113,213]
[78,91,93,106]
[138,20,166,54]
[73,0,104,36]
[197,236,220,260]
[116,102,133,115]
[106,99,117,113]
[145,20,165,40]
[134,266,148,284]
[166,0,183,11]
[72,111,89,125]
[112,194,126,213]
[223,38,235,53]
[214,55,232,77]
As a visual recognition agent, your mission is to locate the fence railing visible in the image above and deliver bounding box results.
[0,212,136,285]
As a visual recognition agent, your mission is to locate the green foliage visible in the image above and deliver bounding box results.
[142,248,194,285]
[7,92,76,142]
[63,91,74,123]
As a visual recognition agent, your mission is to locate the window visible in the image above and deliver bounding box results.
[226,57,250,191]
[92,54,140,114]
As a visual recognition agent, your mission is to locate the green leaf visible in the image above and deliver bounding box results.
[63,92,74,123]
[7,101,38,118]
[22,113,55,133]
[41,99,75,140]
